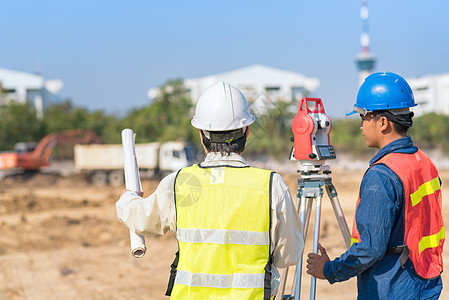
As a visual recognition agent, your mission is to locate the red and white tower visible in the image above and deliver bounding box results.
[356,0,376,85]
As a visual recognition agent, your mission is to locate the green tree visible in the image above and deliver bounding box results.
[409,113,449,154]
[43,100,87,133]
[245,99,296,158]
[331,117,375,158]
[122,79,197,146]
[42,99,122,144]
[330,113,449,158]
[0,102,43,151]
[0,82,7,105]
[3,77,448,161]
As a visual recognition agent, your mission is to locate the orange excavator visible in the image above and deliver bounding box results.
[0,129,101,171]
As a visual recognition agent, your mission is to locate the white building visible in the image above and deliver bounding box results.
[407,72,449,116]
[148,64,319,115]
[0,67,63,118]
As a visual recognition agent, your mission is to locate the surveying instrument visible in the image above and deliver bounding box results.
[278,98,351,300]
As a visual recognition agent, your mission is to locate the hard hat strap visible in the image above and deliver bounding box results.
[353,105,372,116]
[375,110,414,129]
[355,105,411,117]
[386,108,411,115]
[202,128,247,144]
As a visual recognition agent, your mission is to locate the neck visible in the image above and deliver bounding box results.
[378,133,407,149]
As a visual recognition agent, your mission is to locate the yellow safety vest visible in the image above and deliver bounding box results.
[167,164,274,299]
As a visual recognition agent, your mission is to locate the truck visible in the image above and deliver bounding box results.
[74,141,196,186]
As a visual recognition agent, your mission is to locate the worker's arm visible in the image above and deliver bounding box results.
[322,166,400,283]
[271,173,304,268]
[116,172,177,236]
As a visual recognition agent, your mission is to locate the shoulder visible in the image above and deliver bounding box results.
[158,171,179,192]
[270,173,292,200]
[271,172,286,185]
[366,163,401,184]
[362,164,404,203]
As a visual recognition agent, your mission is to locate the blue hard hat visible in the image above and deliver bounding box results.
[347,72,416,116]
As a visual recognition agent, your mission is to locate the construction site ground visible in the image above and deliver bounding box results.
[0,168,448,300]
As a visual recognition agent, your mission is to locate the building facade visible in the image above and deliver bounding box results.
[407,72,449,116]
[148,64,319,115]
[0,67,63,118]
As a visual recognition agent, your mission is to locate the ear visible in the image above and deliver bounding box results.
[378,116,390,131]
[199,130,209,154]
[246,126,250,138]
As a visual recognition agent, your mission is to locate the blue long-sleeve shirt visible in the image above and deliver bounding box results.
[323,136,443,299]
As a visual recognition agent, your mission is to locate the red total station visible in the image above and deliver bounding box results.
[291,97,335,161]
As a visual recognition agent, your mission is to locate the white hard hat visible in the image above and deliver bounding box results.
[191,81,255,131]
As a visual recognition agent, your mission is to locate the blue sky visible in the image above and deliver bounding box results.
[1,0,449,118]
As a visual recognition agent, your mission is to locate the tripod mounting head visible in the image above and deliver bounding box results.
[290,97,336,164]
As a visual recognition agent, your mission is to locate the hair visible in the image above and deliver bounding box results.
[372,111,412,135]
[201,128,248,156]
[391,122,409,135]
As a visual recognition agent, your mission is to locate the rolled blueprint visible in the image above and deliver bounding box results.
[121,128,147,258]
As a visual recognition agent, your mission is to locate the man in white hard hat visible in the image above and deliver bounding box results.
[116,81,303,299]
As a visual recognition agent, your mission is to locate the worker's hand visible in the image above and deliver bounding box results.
[120,190,144,197]
[306,243,330,280]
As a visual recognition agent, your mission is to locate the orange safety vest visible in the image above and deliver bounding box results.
[351,149,445,279]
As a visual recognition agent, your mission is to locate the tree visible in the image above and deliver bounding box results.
[0,102,43,151]
[43,99,86,133]
[3,77,448,161]
[42,99,122,144]
[331,117,374,158]
[409,113,449,154]
[122,79,197,146]
[245,99,296,158]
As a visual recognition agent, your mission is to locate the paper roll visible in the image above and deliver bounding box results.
[121,128,147,258]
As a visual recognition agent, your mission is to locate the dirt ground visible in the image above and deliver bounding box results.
[0,167,448,300]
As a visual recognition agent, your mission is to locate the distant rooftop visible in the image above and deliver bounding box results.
[149,64,319,108]
[0,67,64,118]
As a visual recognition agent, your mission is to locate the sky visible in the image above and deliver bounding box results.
[1,0,449,118]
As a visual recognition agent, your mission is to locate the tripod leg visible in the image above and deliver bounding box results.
[293,196,313,299]
[309,194,322,300]
[278,192,303,298]
[325,184,351,249]
[303,198,313,240]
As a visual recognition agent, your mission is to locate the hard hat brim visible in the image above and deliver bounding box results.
[346,110,357,116]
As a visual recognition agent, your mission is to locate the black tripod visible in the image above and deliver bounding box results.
[278,162,351,300]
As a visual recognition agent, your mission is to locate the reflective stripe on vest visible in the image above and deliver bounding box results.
[410,177,440,207]
[351,149,444,279]
[419,226,445,254]
[177,228,270,245]
[172,164,273,299]
[175,270,265,289]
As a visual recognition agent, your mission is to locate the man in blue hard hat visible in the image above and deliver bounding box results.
[306,72,444,299]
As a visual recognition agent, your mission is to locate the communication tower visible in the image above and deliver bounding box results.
[356,0,376,85]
